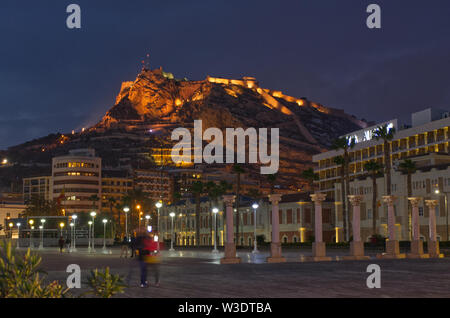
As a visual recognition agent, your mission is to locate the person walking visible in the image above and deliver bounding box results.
[130,234,137,258]
[58,236,65,253]
[139,232,161,287]
[120,236,128,258]
[65,237,71,252]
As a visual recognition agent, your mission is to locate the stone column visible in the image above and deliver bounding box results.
[344,195,369,260]
[308,193,331,261]
[425,200,444,258]
[267,194,286,263]
[377,195,406,259]
[407,197,429,258]
[220,195,241,264]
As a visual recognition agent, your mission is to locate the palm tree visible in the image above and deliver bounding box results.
[301,168,319,191]
[399,159,417,240]
[107,197,116,236]
[364,160,383,237]
[267,173,278,194]
[333,156,346,240]
[190,181,204,246]
[232,164,245,245]
[88,194,100,212]
[332,136,356,241]
[373,124,396,195]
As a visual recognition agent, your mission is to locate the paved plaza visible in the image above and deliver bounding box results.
[22,246,450,298]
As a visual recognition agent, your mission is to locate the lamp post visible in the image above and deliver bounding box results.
[435,189,449,241]
[69,223,74,252]
[155,201,162,249]
[252,203,259,254]
[28,219,34,249]
[39,219,46,249]
[90,211,96,252]
[212,208,219,253]
[88,221,92,251]
[72,214,77,251]
[8,222,13,239]
[59,222,65,237]
[102,219,107,251]
[16,223,21,248]
[136,205,141,230]
[39,226,43,249]
[169,212,175,251]
[145,214,150,227]
[123,207,130,240]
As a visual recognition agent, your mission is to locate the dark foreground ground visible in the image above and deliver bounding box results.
[27,246,450,298]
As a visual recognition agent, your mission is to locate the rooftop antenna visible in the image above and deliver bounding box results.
[141,53,150,71]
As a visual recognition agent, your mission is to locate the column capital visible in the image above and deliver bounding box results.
[348,195,364,207]
[408,197,422,208]
[268,194,283,205]
[310,192,326,204]
[425,199,438,208]
[222,195,236,207]
[382,195,397,206]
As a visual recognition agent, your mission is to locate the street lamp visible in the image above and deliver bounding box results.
[88,221,93,251]
[8,222,13,239]
[169,212,175,251]
[145,214,150,227]
[212,208,219,253]
[69,223,74,251]
[90,211,96,252]
[252,203,259,254]
[72,214,77,251]
[59,222,65,237]
[136,204,142,230]
[123,207,130,240]
[435,189,449,241]
[39,219,46,249]
[102,219,108,251]
[155,201,162,249]
[16,223,21,248]
[28,219,34,249]
[39,225,43,249]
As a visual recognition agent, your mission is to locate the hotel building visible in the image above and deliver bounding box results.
[52,149,102,214]
[313,108,450,241]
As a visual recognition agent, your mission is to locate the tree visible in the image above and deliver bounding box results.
[332,136,356,241]
[399,159,417,240]
[301,168,319,191]
[24,196,60,216]
[333,156,346,239]
[232,164,245,245]
[88,194,100,211]
[190,181,204,247]
[267,173,278,195]
[373,124,396,195]
[364,160,383,237]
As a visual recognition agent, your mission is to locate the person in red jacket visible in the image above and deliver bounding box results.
[137,232,161,287]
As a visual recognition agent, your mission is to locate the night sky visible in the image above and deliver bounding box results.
[1,0,449,149]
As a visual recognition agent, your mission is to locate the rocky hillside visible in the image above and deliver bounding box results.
[2,67,368,191]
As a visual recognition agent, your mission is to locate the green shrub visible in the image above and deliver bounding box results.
[85,267,126,298]
[0,240,68,298]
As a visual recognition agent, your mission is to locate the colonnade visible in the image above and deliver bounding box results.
[220,193,444,264]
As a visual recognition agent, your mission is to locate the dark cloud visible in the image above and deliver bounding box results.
[0,0,449,148]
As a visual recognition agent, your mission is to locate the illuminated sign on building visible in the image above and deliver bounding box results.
[342,119,397,144]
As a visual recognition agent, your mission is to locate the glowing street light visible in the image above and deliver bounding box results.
[29,219,34,248]
[8,222,13,239]
[252,203,259,254]
[102,219,108,251]
[16,223,21,248]
[155,201,162,249]
[59,222,65,237]
[72,214,77,251]
[90,211,97,252]
[212,208,219,253]
[169,212,175,251]
[123,207,130,240]
[88,221,93,251]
